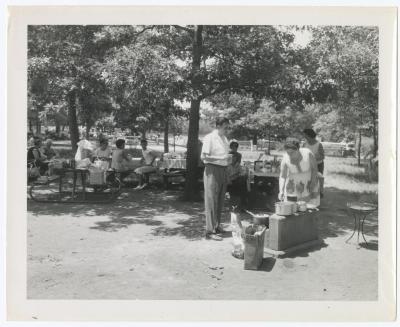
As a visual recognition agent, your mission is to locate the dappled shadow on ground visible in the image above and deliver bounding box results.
[90,217,163,232]
[317,187,378,241]
[28,188,206,239]
[28,185,379,245]
[151,216,205,240]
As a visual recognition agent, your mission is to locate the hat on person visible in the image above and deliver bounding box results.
[303,128,317,139]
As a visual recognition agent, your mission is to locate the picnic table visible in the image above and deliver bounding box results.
[158,158,186,170]
[246,167,280,210]
[157,158,187,189]
[29,167,121,203]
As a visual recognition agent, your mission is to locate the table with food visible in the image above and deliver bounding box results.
[241,156,281,210]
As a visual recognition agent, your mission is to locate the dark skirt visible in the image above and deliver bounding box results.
[317,162,324,174]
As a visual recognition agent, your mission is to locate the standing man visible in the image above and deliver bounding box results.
[201,117,231,241]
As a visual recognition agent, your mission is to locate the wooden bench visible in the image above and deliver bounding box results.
[32,175,61,185]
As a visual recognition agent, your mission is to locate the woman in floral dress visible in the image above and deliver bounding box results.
[278,138,320,206]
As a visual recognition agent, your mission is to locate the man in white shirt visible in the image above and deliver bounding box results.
[201,117,232,241]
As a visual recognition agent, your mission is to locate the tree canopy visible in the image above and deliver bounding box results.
[28,24,379,198]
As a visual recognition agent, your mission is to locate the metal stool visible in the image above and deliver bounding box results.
[346,202,377,247]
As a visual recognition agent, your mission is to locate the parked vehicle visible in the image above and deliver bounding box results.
[125,136,138,146]
[342,142,356,157]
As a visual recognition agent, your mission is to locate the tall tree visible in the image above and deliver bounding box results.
[149,25,302,200]
[306,26,379,162]
[100,36,185,140]
[28,25,113,152]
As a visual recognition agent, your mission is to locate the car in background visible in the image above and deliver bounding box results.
[342,142,356,157]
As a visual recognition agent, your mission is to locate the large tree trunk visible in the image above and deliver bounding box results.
[164,121,169,154]
[372,111,378,158]
[163,103,170,153]
[183,25,203,201]
[86,120,91,140]
[267,128,271,155]
[67,89,80,154]
[357,129,362,166]
[55,121,61,136]
[183,99,201,201]
[36,121,41,135]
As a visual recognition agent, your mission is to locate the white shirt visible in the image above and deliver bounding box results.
[142,149,156,165]
[201,130,230,166]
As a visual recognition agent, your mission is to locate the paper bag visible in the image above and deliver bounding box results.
[243,225,266,270]
[89,167,106,185]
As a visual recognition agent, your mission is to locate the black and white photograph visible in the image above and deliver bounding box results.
[5,4,397,322]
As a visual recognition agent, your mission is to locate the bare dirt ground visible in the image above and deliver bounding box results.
[27,182,378,300]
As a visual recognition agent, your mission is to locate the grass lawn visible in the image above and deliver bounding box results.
[324,156,378,197]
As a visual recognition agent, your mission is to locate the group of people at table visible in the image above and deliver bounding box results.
[28,120,325,241]
[27,136,160,190]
